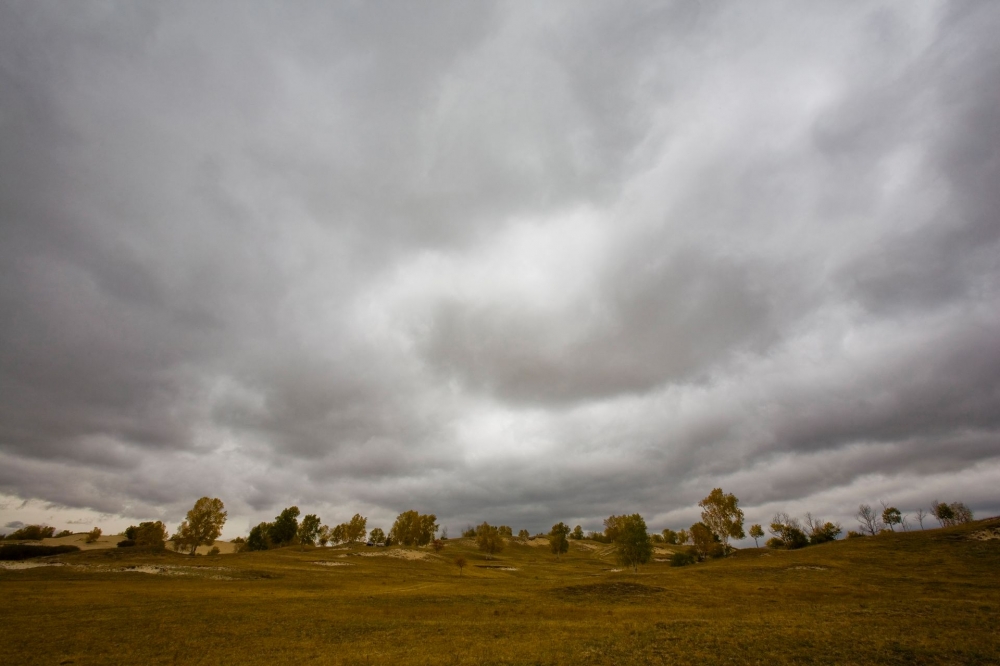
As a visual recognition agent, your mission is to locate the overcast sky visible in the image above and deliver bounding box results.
[1,1,998,541]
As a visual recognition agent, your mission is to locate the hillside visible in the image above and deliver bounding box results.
[2,518,998,665]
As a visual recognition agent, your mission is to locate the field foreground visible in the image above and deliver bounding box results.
[2,518,998,665]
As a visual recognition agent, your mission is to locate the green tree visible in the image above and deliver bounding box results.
[85,527,102,544]
[661,529,678,545]
[475,522,505,559]
[881,503,902,532]
[389,511,438,547]
[690,522,724,560]
[931,500,955,527]
[699,488,745,552]
[517,529,530,540]
[345,514,368,543]
[246,522,271,551]
[369,527,386,546]
[498,525,513,538]
[749,524,764,548]
[173,497,227,555]
[130,521,167,548]
[268,506,300,547]
[571,525,584,540]
[298,514,322,546]
[550,522,570,559]
[768,513,808,550]
[605,514,653,573]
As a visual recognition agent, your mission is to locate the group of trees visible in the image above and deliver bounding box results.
[245,507,370,551]
[758,512,842,550]
[853,500,974,537]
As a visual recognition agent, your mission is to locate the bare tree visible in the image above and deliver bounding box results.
[856,504,879,536]
[915,508,927,530]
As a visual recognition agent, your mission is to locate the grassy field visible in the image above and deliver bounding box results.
[2,518,998,665]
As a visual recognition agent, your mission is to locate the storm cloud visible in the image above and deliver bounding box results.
[1,1,998,538]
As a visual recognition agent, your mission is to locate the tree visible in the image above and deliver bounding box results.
[698,488,745,552]
[517,529,530,541]
[605,514,653,572]
[749,524,764,548]
[808,521,842,545]
[455,556,467,576]
[345,514,368,543]
[298,514,322,547]
[856,504,879,536]
[432,539,445,552]
[571,525,584,540]
[129,521,167,548]
[85,527,102,544]
[690,522,724,560]
[915,508,927,530]
[498,525,513,538]
[247,522,271,551]
[330,523,347,545]
[55,530,73,538]
[389,511,438,547]
[931,501,955,527]
[950,502,974,524]
[231,536,247,553]
[174,497,227,555]
[7,525,56,541]
[662,529,679,545]
[475,522,505,559]
[676,529,689,545]
[768,513,808,550]
[369,527,386,546]
[550,522,570,560]
[881,502,902,532]
[318,525,332,547]
[268,506,300,547]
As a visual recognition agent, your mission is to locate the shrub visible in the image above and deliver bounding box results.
[462,526,477,538]
[846,530,866,539]
[55,530,73,538]
[0,544,80,560]
[669,550,697,567]
[432,539,445,552]
[117,539,136,548]
[208,546,220,556]
[6,525,56,541]
[85,527,102,544]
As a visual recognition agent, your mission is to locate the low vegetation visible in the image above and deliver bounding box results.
[1,516,997,664]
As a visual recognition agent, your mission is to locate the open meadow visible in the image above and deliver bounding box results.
[2,518,998,665]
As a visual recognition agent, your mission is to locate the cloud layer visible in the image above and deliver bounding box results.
[1,1,998,538]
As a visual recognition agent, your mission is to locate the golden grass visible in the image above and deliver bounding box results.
[2,519,998,664]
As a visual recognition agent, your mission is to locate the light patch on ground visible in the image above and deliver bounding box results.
[522,538,550,547]
[112,564,234,579]
[349,549,428,560]
[312,561,353,567]
[968,528,1000,541]
[789,566,828,571]
[0,561,67,570]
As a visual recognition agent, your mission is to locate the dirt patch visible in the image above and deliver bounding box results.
[312,561,353,567]
[112,564,235,579]
[349,549,428,560]
[968,528,1000,541]
[475,565,518,571]
[0,561,67,570]
[555,582,664,599]
[788,566,828,571]
[522,537,550,547]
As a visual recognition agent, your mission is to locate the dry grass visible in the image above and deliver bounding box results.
[2,518,998,665]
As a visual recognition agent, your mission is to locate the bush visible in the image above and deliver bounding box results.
[845,530,866,539]
[117,539,136,548]
[6,525,56,541]
[0,544,80,560]
[55,530,73,538]
[208,546,220,556]
[85,527,102,544]
[669,550,697,567]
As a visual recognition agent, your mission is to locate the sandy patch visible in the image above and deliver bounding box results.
[969,528,1000,541]
[349,549,428,560]
[0,561,67,570]
[788,566,828,571]
[112,564,234,579]
[312,561,353,567]
[522,537,550,547]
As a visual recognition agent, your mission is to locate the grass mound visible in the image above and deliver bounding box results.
[0,544,80,560]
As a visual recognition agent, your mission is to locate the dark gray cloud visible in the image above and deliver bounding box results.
[1,1,998,538]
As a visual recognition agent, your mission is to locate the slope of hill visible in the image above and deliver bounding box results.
[2,518,997,664]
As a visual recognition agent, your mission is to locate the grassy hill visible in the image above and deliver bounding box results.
[2,518,998,665]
